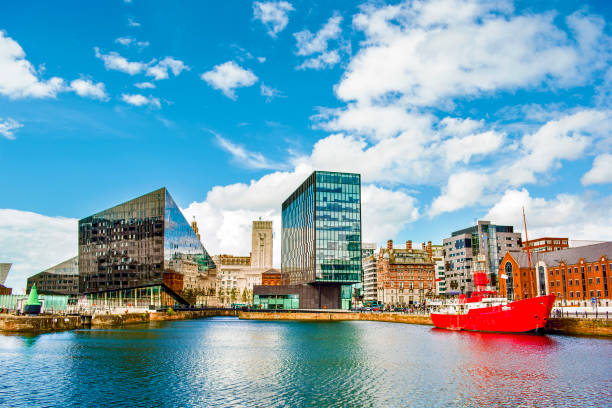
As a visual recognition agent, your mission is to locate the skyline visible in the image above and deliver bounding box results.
[1,0,611,290]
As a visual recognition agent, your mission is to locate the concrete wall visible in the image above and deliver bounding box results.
[0,315,81,332]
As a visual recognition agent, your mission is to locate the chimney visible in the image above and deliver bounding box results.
[427,241,432,259]
[406,240,412,250]
[387,240,393,249]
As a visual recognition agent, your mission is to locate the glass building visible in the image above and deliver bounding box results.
[78,188,215,307]
[274,171,361,309]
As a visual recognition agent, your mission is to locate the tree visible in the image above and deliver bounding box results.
[241,289,247,303]
[230,287,237,303]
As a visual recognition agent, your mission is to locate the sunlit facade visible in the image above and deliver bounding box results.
[282,171,361,284]
[272,171,361,309]
[78,188,215,307]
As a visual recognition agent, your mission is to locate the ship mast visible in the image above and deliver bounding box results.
[522,207,536,297]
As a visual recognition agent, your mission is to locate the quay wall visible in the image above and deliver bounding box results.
[0,315,81,332]
[238,311,434,325]
[0,310,236,333]
[545,317,612,337]
[239,311,612,337]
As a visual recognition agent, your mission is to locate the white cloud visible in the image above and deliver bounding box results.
[128,18,141,27]
[134,81,155,89]
[0,31,64,99]
[485,188,612,241]
[0,118,23,140]
[182,164,420,266]
[215,134,285,170]
[260,83,284,102]
[361,185,419,243]
[501,110,611,186]
[582,153,612,185]
[121,93,161,108]
[94,47,146,75]
[294,13,344,70]
[115,37,149,48]
[429,171,490,216]
[201,61,258,99]
[295,13,342,56]
[439,130,505,166]
[336,0,608,107]
[69,78,108,101]
[146,57,188,80]
[0,209,77,291]
[297,50,340,70]
[253,1,294,37]
[258,57,267,63]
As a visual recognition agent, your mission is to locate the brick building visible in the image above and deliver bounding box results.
[377,240,435,306]
[261,269,282,286]
[499,242,611,307]
[522,237,569,253]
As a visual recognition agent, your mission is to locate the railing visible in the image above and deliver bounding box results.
[552,309,610,320]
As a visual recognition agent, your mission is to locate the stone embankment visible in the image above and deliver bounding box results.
[238,311,434,325]
[238,311,612,337]
[0,309,235,333]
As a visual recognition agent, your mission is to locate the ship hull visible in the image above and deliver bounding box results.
[431,295,555,333]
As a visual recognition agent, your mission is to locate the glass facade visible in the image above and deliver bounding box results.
[282,171,361,285]
[78,188,214,303]
[253,294,299,309]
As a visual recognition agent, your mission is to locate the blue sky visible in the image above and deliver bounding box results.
[1,0,611,290]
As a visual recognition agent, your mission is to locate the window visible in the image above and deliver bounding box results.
[590,290,594,298]
[596,277,600,284]
[569,280,573,286]
[570,292,574,298]
[597,290,601,297]
[589,278,593,284]
[576,279,580,286]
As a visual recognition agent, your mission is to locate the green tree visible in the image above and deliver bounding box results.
[230,287,237,303]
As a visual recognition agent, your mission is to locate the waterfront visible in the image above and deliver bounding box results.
[0,317,610,407]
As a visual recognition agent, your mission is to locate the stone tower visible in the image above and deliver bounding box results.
[251,220,273,269]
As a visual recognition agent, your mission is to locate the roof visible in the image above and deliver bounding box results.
[505,242,612,268]
[0,263,11,285]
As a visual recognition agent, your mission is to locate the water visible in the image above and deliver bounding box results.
[0,317,610,407]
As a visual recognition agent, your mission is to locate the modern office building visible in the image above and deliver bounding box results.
[431,245,446,296]
[522,237,569,253]
[78,188,215,308]
[255,171,361,310]
[376,240,435,306]
[27,256,79,295]
[500,241,611,307]
[443,220,521,295]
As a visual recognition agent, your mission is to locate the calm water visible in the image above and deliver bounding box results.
[0,317,610,407]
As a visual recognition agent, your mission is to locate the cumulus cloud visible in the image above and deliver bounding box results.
[582,153,612,185]
[146,57,188,80]
[0,118,23,140]
[0,31,64,99]
[94,48,187,81]
[485,188,612,241]
[429,171,490,216]
[127,18,141,27]
[201,61,258,99]
[121,93,161,108]
[69,78,108,100]
[294,13,344,70]
[182,164,421,266]
[253,1,294,37]
[500,110,612,186]
[0,209,77,291]
[336,0,609,107]
[94,47,147,75]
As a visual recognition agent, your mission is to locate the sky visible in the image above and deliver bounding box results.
[1,0,611,291]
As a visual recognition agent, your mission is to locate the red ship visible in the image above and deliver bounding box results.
[431,254,555,333]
